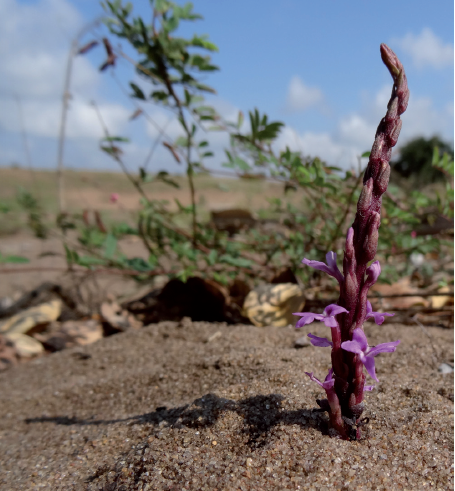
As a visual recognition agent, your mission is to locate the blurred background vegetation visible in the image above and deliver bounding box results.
[0,0,453,292]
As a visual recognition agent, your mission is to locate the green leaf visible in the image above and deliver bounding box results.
[207,249,218,265]
[154,0,171,14]
[187,80,216,93]
[174,2,203,20]
[64,245,79,265]
[237,111,244,129]
[156,171,180,188]
[130,82,146,100]
[122,257,153,272]
[190,35,218,52]
[0,201,11,213]
[219,254,252,268]
[174,136,189,147]
[232,157,251,172]
[150,90,170,103]
[361,151,371,158]
[139,167,153,183]
[76,256,106,267]
[174,198,193,213]
[101,136,130,143]
[103,233,117,259]
[0,254,29,264]
[256,121,284,141]
[163,15,179,32]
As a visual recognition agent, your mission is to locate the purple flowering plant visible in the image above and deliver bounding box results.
[294,44,409,440]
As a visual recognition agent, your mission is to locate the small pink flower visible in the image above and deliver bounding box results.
[411,230,417,238]
[110,193,119,203]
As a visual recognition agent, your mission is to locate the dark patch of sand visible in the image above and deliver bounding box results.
[0,321,453,490]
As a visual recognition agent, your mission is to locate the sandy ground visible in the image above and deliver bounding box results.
[0,319,453,490]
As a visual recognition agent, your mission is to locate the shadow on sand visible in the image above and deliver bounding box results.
[26,392,328,448]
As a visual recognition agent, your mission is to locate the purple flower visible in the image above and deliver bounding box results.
[364,385,375,392]
[305,368,335,390]
[341,328,400,381]
[308,333,333,347]
[294,304,348,328]
[302,251,344,284]
[365,300,394,325]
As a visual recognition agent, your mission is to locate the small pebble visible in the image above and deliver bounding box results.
[438,363,454,374]
[294,335,311,349]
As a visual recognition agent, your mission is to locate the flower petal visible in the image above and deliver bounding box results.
[324,368,334,382]
[325,252,345,284]
[341,339,363,354]
[308,333,333,347]
[365,301,395,325]
[302,252,344,284]
[366,310,395,325]
[362,355,379,381]
[304,371,323,388]
[365,261,381,286]
[351,328,369,351]
[322,368,335,389]
[294,312,316,328]
[364,385,375,391]
[294,312,325,328]
[367,339,400,357]
[324,304,349,317]
[323,316,338,328]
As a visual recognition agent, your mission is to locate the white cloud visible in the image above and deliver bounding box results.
[0,97,130,139]
[394,28,454,69]
[0,0,99,98]
[285,76,324,112]
[275,84,454,170]
[0,0,133,167]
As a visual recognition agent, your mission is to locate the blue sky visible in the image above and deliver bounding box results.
[0,0,453,174]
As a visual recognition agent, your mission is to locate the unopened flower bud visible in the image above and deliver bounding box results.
[344,227,356,264]
[362,213,380,262]
[385,96,398,122]
[375,161,390,195]
[398,89,409,115]
[380,44,400,76]
[370,134,385,162]
[389,119,402,146]
[364,260,381,287]
[344,272,358,304]
[357,178,373,214]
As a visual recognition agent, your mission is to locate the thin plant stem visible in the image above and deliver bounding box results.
[91,100,151,205]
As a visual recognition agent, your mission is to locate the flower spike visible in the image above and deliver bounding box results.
[296,44,408,439]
